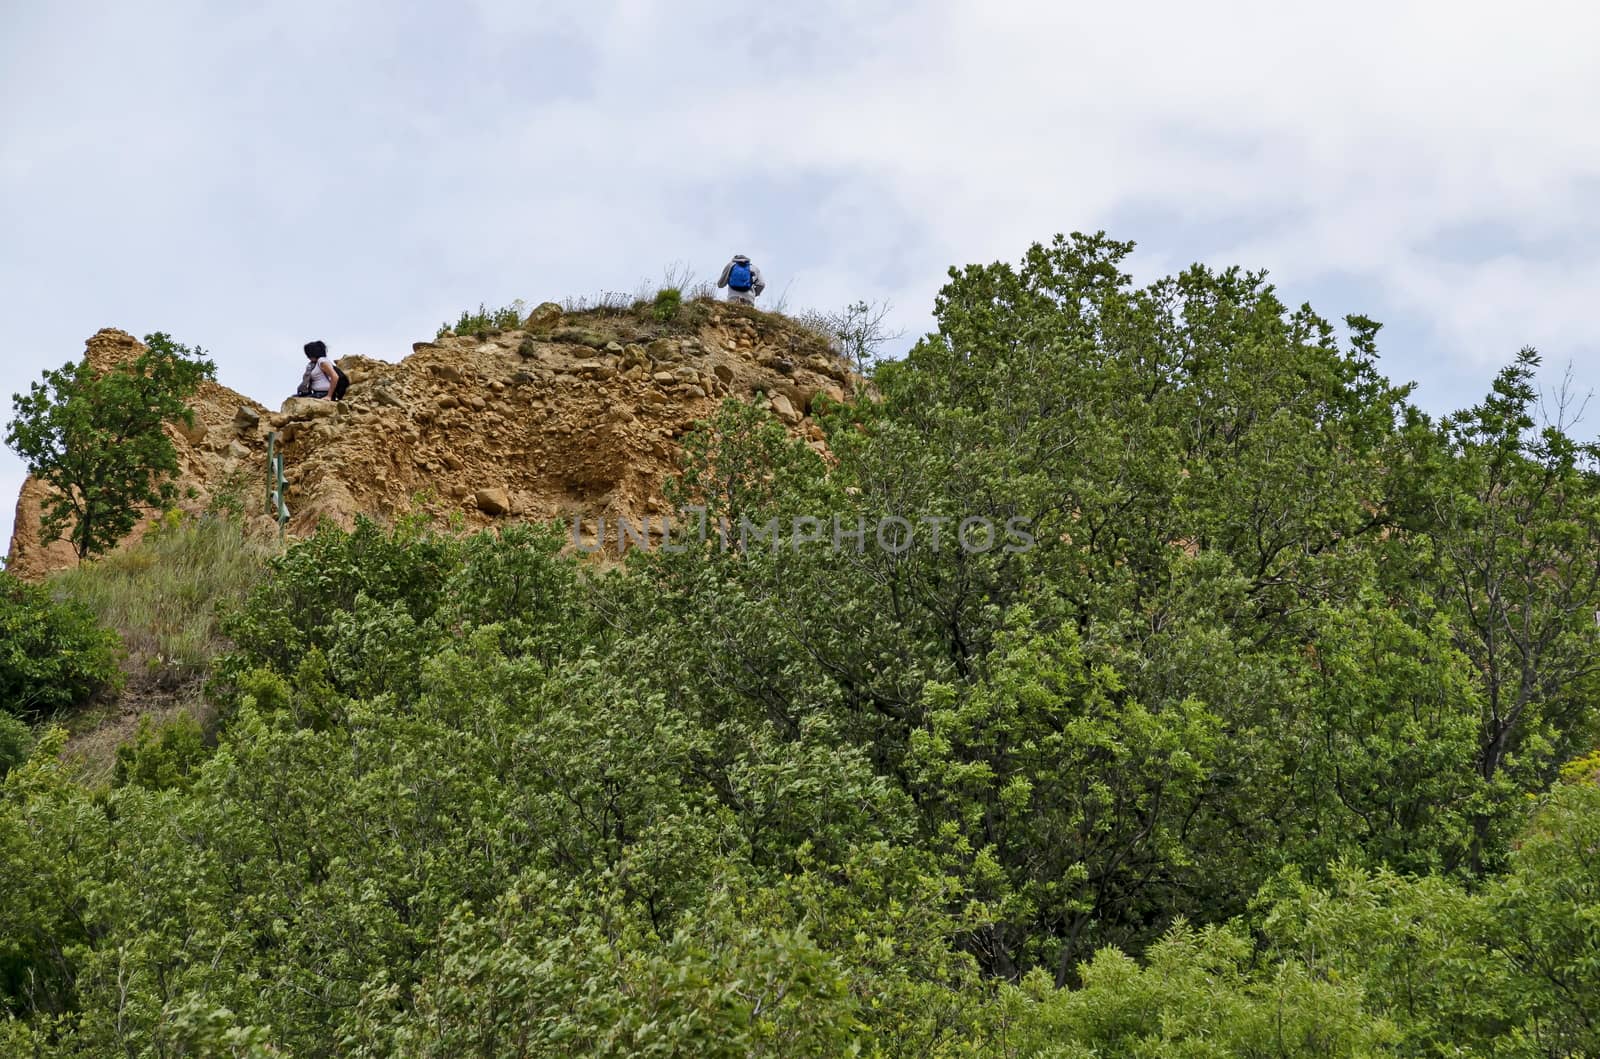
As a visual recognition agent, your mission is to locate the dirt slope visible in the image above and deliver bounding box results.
[6,302,854,578]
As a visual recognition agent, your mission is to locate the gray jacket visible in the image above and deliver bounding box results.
[717,256,765,295]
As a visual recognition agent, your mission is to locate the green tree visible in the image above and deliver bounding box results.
[1005,922,1395,1057]
[1263,779,1600,1057]
[1484,776,1600,1057]
[1385,349,1600,868]
[909,612,1220,983]
[5,332,215,560]
[1284,596,1496,875]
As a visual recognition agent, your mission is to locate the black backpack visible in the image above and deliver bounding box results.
[329,361,351,400]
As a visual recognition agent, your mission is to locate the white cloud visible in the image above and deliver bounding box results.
[5,0,1600,552]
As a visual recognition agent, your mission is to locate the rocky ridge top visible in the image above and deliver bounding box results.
[6,302,856,579]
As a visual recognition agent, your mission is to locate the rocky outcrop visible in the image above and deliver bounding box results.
[6,306,857,579]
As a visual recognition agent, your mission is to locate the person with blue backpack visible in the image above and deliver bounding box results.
[716,254,765,305]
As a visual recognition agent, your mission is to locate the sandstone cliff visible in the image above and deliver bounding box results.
[6,302,854,579]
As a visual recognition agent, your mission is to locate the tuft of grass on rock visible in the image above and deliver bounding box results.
[651,287,683,322]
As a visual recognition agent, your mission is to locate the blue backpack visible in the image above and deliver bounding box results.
[728,261,753,291]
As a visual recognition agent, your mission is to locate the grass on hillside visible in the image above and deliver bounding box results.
[54,510,275,691]
[50,511,276,782]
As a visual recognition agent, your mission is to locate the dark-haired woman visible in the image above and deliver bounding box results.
[295,340,337,400]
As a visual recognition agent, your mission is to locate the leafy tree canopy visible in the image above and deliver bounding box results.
[5,332,215,559]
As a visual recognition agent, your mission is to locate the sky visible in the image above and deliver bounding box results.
[5,0,1600,557]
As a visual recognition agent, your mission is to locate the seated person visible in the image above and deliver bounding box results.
[295,340,345,400]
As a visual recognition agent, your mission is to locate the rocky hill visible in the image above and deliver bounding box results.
[6,301,856,579]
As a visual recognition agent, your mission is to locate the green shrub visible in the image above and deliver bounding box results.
[218,519,591,706]
[220,515,463,691]
[433,521,586,666]
[0,713,31,777]
[438,300,525,339]
[113,712,208,791]
[0,571,121,718]
[652,286,683,322]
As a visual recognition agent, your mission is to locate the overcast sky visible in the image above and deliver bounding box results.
[5,1,1600,559]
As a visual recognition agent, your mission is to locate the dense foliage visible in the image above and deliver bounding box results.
[5,234,1600,1055]
[5,333,215,559]
[0,571,120,721]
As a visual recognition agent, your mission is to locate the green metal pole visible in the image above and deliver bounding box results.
[267,432,289,546]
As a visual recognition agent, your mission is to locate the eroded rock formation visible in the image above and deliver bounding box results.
[6,303,855,579]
